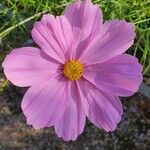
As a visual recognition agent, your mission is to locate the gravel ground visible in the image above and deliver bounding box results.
[0,79,150,150]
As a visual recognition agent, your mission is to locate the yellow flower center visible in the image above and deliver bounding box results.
[63,60,83,80]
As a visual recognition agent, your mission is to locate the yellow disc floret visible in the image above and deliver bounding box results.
[63,60,83,80]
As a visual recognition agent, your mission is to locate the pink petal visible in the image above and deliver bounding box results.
[83,54,143,96]
[70,27,82,59]
[32,15,73,62]
[2,47,60,87]
[65,0,103,41]
[80,20,136,64]
[54,81,86,141]
[78,79,123,132]
[21,76,68,129]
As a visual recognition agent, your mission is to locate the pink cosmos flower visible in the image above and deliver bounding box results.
[2,0,142,141]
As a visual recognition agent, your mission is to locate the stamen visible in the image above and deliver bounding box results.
[63,60,83,80]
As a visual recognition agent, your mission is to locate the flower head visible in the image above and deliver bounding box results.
[2,0,142,141]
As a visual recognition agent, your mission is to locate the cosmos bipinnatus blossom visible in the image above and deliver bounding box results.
[2,0,143,141]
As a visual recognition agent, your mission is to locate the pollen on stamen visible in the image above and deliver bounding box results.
[63,60,83,80]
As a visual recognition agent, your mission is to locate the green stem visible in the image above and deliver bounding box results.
[134,18,150,25]
[0,79,9,92]
[0,10,47,38]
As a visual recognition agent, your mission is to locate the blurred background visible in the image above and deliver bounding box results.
[0,0,150,149]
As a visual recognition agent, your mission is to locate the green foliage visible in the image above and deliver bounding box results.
[0,0,150,74]
[96,0,150,74]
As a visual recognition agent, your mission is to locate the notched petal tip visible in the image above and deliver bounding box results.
[64,0,103,41]
[80,19,137,64]
[2,47,60,87]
